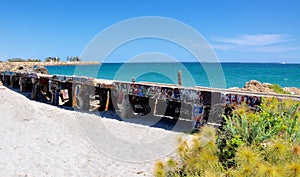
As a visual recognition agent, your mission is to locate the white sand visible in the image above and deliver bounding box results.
[0,87,187,177]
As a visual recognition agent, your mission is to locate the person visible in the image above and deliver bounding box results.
[194,115,202,129]
[192,104,203,129]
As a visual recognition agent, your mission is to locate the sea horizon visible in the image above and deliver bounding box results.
[82,61,300,64]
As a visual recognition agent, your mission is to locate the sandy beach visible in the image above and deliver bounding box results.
[0,87,187,177]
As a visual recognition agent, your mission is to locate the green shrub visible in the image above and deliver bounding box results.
[230,139,300,177]
[218,98,299,167]
[268,84,290,94]
[154,126,224,177]
[155,98,300,177]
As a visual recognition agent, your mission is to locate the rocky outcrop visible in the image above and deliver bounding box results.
[0,61,99,72]
[241,80,275,93]
[229,80,300,95]
[283,87,300,95]
[10,65,35,72]
[34,66,49,74]
[0,62,34,72]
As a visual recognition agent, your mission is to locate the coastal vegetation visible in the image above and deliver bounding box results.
[155,98,300,177]
[7,58,41,62]
[268,84,291,94]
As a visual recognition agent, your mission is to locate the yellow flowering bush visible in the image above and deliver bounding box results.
[155,98,300,177]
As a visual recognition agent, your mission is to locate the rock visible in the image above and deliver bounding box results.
[234,80,299,95]
[241,80,276,94]
[228,87,240,91]
[284,87,300,95]
[262,82,272,87]
[35,66,49,74]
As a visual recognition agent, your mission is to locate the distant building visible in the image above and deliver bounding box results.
[45,57,60,62]
[67,56,81,62]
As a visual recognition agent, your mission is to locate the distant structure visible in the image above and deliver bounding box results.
[27,58,41,62]
[45,57,60,62]
[67,56,81,62]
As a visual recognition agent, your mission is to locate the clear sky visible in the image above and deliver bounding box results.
[0,0,299,63]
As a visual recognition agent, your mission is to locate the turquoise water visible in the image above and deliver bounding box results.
[46,63,300,88]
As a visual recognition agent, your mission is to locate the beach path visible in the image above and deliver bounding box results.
[0,88,183,177]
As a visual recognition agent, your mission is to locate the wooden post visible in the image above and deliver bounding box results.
[105,90,110,111]
[72,84,77,108]
[19,77,23,92]
[9,75,13,87]
[178,70,182,86]
[2,75,4,83]
[153,99,158,116]
[31,78,37,100]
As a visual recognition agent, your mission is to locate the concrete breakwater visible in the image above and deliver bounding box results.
[1,70,299,129]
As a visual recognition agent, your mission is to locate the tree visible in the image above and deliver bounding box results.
[7,58,26,62]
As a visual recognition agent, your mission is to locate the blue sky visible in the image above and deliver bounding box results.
[0,0,299,63]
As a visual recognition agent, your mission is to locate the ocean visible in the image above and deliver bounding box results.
[46,62,300,88]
